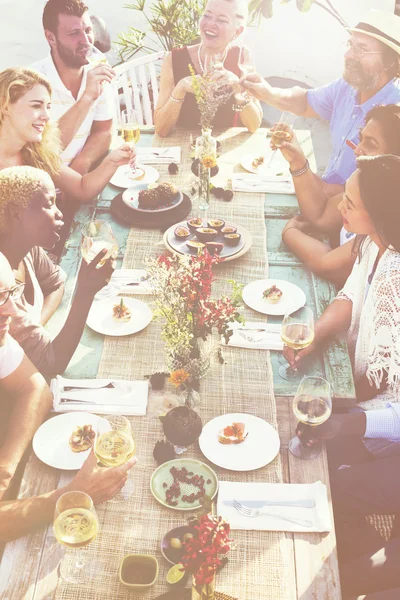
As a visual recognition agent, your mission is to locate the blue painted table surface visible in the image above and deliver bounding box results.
[47,130,355,402]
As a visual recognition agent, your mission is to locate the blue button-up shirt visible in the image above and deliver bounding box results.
[307,77,400,184]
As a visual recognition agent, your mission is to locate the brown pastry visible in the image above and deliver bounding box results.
[69,424,96,453]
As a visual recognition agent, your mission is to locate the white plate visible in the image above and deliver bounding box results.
[121,184,183,213]
[240,152,290,176]
[86,297,152,336]
[199,413,280,471]
[110,164,159,189]
[33,412,110,470]
[242,279,306,316]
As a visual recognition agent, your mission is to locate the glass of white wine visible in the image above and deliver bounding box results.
[95,415,136,502]
[53,491,99,583]
[267,111,296,168]
[81,220,118,268]
[289,376,332,460]
[279,306,314,381]
[121,109,140,176]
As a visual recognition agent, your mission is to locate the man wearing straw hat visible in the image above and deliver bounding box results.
[241,9,400,187]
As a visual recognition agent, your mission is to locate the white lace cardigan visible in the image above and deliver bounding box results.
[336,238,400,410]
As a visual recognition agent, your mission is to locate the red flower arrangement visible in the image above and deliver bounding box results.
[181,514,233,585]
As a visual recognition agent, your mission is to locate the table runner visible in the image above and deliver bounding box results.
[56,129,290,600]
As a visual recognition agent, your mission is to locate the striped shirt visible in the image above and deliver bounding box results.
[31,54,114,165]
[365,404,400,442]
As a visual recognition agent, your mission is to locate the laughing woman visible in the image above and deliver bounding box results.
[284,155,400,453]
[0,166,113,377]
[154,0,262,136]
[0,67,135,202]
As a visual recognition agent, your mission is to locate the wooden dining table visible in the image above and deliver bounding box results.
[0,128,355,600]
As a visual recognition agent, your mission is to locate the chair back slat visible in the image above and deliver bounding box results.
[112,51,166,128]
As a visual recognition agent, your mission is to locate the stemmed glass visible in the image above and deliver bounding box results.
[53,491,99,583]
[267,111,297,168]
[121,109,140,176]
[236,44,254,103]
[289,376,332,460]
[80,220,118,268]
[279,306,314,381]
[94,415,136,502]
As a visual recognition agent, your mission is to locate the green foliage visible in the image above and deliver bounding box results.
[115,0,206,63]
[249,0,345,27]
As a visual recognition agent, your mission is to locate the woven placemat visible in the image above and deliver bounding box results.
[56,129,290,600]
[111,192,192,229]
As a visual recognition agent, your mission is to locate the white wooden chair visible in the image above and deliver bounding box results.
[113,51,166,128]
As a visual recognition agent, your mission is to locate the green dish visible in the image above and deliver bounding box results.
[150,458,218,511]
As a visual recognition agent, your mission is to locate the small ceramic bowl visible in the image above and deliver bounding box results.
[161,525,196,565]
[119,554,159,589]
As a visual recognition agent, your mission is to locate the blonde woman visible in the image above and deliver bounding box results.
[0,67,135,202]
[155,0,262,136]
[0,166,113,376]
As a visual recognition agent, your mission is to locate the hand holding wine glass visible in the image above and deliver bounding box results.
[95,416,136,501]
[81,220,118,268]
[280,306,315,381]
[289,376,332,460]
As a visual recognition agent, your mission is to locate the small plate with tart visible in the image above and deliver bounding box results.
[33,412,110,470]
[110,164,159,189]
[198,413,280,471]
[87,297,152,336]
[240,152,290,176]
[122,182,183,213]
[242,279,306,316]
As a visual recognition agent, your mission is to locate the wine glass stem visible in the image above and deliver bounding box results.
[75,549,86,570]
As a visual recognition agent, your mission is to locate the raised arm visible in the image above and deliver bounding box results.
[154,52,195,137]
[282,221,356,287]
[0,356,53,498]
[54,143,136,203]
[240,72,318,117]
[57,64,115,150]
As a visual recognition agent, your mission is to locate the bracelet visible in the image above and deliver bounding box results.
[232,98,252,112]
[289,160,310,177]
[169,93,184,104]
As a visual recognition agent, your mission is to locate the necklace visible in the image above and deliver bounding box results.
[197,43,228,74]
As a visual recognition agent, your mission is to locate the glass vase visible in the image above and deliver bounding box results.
[192,575,216,600]
[179,385,201,409]
[196,129,217,214]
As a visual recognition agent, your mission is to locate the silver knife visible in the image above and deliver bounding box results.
[222,498,315,509]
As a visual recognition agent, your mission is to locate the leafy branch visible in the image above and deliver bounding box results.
[249,0,347,28]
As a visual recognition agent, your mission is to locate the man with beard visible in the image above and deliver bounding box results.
[240,9,400,188]
[31,0,115,175]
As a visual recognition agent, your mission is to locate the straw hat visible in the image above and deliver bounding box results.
[346,10,400,56]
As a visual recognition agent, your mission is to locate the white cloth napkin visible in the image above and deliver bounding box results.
[217,480,332,532]
[232,173,295,194]
[51,376,149,416]
[222,322,284,351]
[95,269,152,300]
[136,146,181,164]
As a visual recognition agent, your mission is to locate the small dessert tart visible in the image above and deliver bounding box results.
[218,422,248,445]
[174,226,190,239]
[186,240,205,252]
[224,232,241,246]
[205,241,224,256]
[262,285,283,304]
[251,156,265,170]
[187,217,203,232]
[207,219,225,231]
[127,167,145,181]
[69,424,95,453]
[195,227,218,243]
[113,298,132,322]
[221,226,237,235]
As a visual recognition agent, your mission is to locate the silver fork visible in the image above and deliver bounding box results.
[233,499,314,528]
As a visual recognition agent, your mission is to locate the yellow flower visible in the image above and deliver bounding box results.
[169,369,190,387]
[201,155,217,168]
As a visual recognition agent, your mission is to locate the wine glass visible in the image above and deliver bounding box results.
[121,109,140,175]
[279,306,314,381]
[95,416,136,502]
[80,220,118,268]
[267,111,297,168]
[53,491,99,583]
[289,376,332,460]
